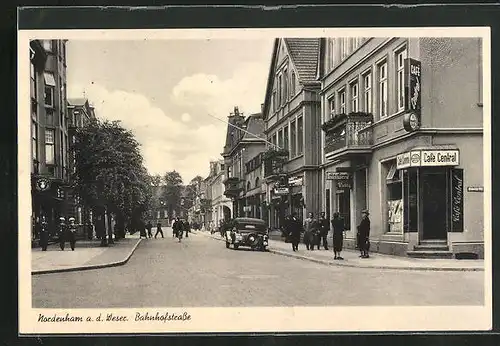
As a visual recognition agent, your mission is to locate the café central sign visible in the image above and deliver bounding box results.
[396,149,459,169]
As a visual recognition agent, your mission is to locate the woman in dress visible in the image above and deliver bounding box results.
[331,212,345,260]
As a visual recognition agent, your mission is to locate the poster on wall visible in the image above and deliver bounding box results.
[388,199,403,232]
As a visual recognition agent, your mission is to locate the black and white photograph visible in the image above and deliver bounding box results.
[18,26,491,334]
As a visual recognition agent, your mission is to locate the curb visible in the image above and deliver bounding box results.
[195,232,483,272]
[32,239,142,275]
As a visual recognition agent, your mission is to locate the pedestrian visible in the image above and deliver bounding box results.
[319,212,330,250]
[155,221,164,238]
[176,219,184,242]
[172,217,181,238]
[288,213,302,251]
[67,217,77,251]
[39,215,49,251]
[139,219,148,239]
[146,221,153,238]
[303,212,315,251]
[184,220,190,238]
[58,217,67,251]
[331,212,345,260]
[357,209,371,258]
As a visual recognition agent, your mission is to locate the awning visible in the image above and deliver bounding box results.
[44,72,56,86]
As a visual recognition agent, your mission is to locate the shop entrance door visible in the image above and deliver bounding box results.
[421,169,448,240]
[337,190,351,230]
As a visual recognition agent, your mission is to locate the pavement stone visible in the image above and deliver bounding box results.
[31,234,142,275]
[193,230,484,272]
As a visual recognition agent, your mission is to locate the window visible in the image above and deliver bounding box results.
[277,74,282,106]
[45,129,55,165]
[42,40,53,52]
[341,38,349,60]
[44,86,54,107]
[378,61,388,118]
[30,62,36,98]
[396,49,407,111]
[272,90,276,112]
[247,181,251,191]
[283,68,288,102]
[328,97,336,119]
[272,133,277,147]
[297,116,303,155]
[32,122,38,162]
[350,82,359,112]
[290,120,297,157]
[255,177,260,188]
[290,71,296,96]
[328,38,335,71]
[278,129,284,149]
[339,89,346,114]
[363,73,372,113]
[46,109,54,126]
[283,125,289,152]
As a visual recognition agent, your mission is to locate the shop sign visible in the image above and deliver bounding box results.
[396,151,421,169]
[467,186,484,192]
[421,150,459,167]
[35,177,50,191]
[336,180,352,189]
[326,172,351,180]
[273,187,289,195]
[288,176,303,186]
[405,58,421,114]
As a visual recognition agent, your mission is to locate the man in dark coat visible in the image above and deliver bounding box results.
[288,213,302,251]
[146,221,153,238]
[58,217,67,251]
[318,212,330,250]
[357,209,371,258]
[172,217,181,238]
[184,220,190,238]
[155,221,164,238]
[331,212,345,260]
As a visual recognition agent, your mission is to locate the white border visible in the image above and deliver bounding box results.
[18,27,492,334]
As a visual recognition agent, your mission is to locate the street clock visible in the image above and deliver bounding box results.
[403,112,420,132]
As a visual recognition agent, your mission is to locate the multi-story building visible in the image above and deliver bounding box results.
[261,38,322,229]
[222,107,266,218]
[30,39,69,241]
[206,160,232,230]
[318,37,484,258]
[66,98,97,236]
[243,152,266,221]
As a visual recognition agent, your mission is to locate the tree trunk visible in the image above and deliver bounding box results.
[106,209,114,245]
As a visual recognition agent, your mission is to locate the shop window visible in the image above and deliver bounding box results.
[386,163,403,233]
[337,190,351,230]
[403,169,418,232]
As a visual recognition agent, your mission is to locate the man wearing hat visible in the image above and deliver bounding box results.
[357,209,371,258]
[67,217,77,251]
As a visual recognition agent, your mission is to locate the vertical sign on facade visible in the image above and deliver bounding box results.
[403,58,422,132]
[451,168,464,232]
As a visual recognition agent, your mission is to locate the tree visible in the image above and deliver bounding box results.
[162,171,183,219]
[72,119,152,245]
[183,175,204,210]
[151,174,163,187]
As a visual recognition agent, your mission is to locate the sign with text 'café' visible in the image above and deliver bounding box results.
[326,172,351,180]
[396,149,459,169]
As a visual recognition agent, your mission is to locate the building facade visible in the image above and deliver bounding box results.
[261,38,322,229]
[319,37,484,258]
[222,107,266,219]
[30,39,70,242]
[207,160,232,230]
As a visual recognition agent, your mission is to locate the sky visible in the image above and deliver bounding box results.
[66,39,274,183]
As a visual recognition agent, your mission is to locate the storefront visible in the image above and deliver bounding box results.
[392,148,463,241]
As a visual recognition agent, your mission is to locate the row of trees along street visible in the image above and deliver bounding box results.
[71,119,153,246]
[150,172,204,220]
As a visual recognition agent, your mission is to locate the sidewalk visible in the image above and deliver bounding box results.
[193,231,484,272]
[31,234,142,275]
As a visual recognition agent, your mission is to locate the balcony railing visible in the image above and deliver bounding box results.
[322,112,373,156]
[223,177,243,198]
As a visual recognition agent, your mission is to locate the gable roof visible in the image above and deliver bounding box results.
[284,38,321,82]
[222,112,266,157]
[262,38,321,119]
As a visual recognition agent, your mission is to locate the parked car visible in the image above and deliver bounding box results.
[225,217,269,251]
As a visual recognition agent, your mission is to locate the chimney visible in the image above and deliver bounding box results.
[261,103,264,114]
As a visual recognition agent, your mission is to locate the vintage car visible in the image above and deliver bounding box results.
[225,217,269,251]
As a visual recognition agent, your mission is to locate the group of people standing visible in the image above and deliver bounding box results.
[284,209,371,259]
[141,217,191,242]
[36,215,77,251]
